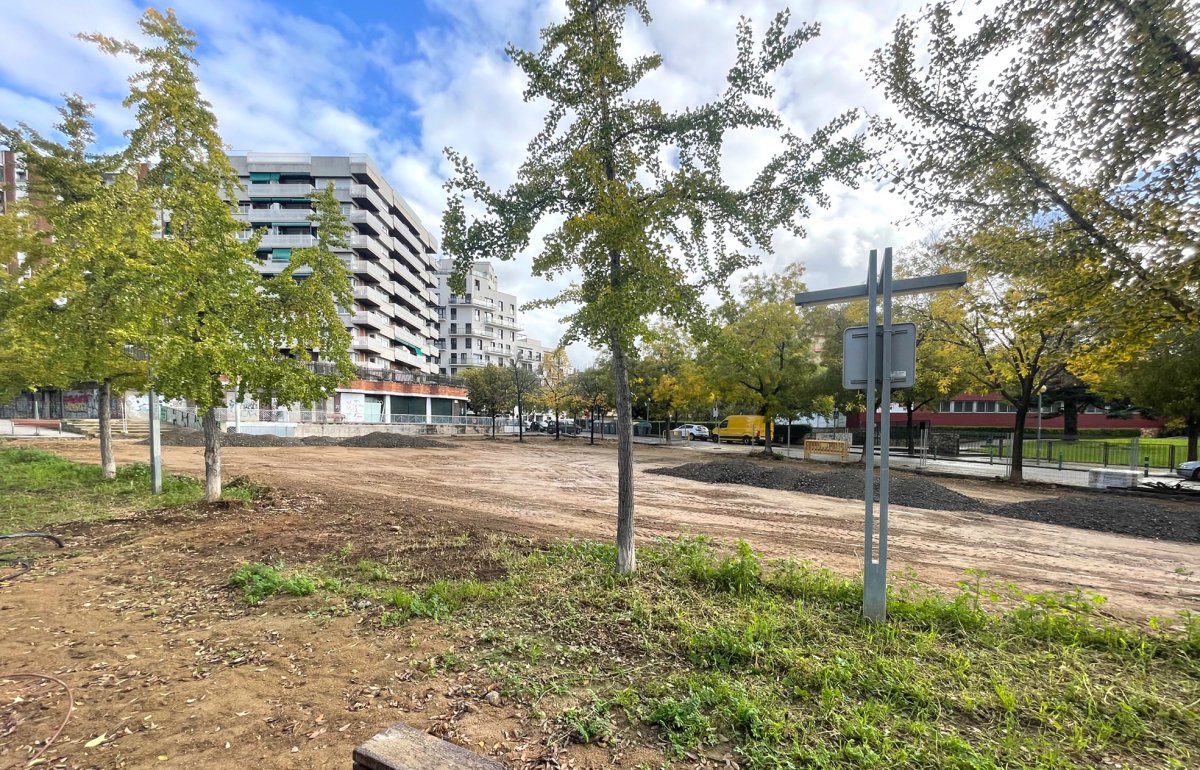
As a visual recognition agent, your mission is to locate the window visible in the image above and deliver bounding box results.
[465,323,472,334]
[450,323,457,334]
[451,367,457,375]
[450,338,457,350]
[465,338,472,349]
[474,279,480,290]
[450,308,457,320]
[474,309,480,320]
[984,401,997,413]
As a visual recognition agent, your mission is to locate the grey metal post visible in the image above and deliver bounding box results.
[866,248,893,622]
[862,249,883,621]
[148,388,162,494]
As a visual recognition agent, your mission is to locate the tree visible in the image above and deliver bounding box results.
[510,361,542,440]
[87,9,354,500]
[705,264,821,454]
[891,267,974,453]
[442,1,868,572]
[574,359,613,445]
[0,97,154,478]
[538,345,574,439]
[916,231,1080,481]
[869,0,1200,377]
[1112,329,1200,462]
[462,365,515,438]
[641,324,708,443]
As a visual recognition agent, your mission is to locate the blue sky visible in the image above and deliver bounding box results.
[0,0,934,364]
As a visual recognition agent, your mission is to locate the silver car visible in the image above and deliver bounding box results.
[1177,459,1200,481]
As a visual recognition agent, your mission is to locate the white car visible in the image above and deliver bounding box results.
[1177,459,1200,481]
[671,424,710,440]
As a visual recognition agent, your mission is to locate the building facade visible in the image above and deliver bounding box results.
[846,392,1163,432]
[228,153,440,374]
[434,259,541,375]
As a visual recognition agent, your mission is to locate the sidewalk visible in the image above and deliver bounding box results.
[637,435,1199,490]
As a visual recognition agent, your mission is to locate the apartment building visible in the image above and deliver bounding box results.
[227,153,440,375]
[434,259,535,375]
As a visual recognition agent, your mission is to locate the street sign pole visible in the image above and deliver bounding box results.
[861,250,881,619]
[796,251,965,623]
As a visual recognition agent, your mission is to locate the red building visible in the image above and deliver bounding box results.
[847,392,1163,432]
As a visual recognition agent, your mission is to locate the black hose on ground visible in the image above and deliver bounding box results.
[0,532,65,582]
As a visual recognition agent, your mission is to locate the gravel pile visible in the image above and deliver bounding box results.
[337,432,450,449]
[989,496,1199,543]
[648,459,988,513]
[649,459,1199,543]
[150,429,448,449]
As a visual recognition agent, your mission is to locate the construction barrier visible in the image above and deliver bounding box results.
[804,439,849,462]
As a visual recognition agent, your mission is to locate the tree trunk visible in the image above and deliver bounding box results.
[1187,416,1198,462]
[1010,406,1029,482]
[762,410,773,454]
[664,409,672,444]
[590,407,595,445]
[610,330,636,574]
[491,414,496,439]
[98,379,116,479]
[202,408,222,501]
[1063,397,1079,440]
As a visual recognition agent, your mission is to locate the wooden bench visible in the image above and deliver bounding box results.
[353,722,504,770]
[804,439,850,462]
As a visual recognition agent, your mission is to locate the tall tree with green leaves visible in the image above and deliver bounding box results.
[462,365,516,438]
[86,8,354,500]
[869,0,1200,377]
[442,0,868,572]
[537,345,575,439]
[705,264,821,454]
[915,232,1080,481]
[1,98,154,477]
[574,359,613,445]
[1110,329,1200,463]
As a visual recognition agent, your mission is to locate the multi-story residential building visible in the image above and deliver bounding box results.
[434,259,530,375]
[1,148,27,215]
[515,336,547,373]
[227,153,440,375]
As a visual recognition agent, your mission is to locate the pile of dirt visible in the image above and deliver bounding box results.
[150,430,449,449]
[989,496,1200,543]
[649,459,1200,543]
[337,431,450,449]
[647,459,989,512]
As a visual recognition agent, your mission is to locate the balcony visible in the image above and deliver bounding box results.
[349,234,389,261]
[348,259,389,285]
[253,234,316,249]
[351,334,389,356]
[236,208,313,223]
[353,284,392,309]
[351,310,390,330]
[349,183,388,213]
[254,262,312,278]
[246,183,314,198]
[347,208,387,235]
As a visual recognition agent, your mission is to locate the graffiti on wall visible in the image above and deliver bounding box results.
[62,389,99,419]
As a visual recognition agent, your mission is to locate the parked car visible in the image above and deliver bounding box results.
[557,421,581,436]
[711,415,766,445]
[671,424,710,440]
[1177,459,1200,481]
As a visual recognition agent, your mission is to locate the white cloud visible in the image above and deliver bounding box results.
[1,0,938,368]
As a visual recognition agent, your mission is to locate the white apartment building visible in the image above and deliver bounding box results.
[434,259,552,375]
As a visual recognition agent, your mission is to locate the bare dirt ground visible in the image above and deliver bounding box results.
[3,437,1199,769]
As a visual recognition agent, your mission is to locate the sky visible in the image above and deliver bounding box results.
[0,0,935,367]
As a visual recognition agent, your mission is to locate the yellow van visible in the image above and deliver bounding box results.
[711,415,767,445]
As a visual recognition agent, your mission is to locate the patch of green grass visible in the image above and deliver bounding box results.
[356,559,392,581]
[228,561,317,604]
[0,447,262,531]
[463,537,1200,770]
